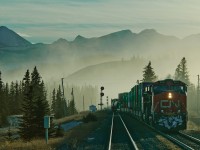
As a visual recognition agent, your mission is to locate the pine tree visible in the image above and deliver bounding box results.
[9,81,15,115]
[14,81,21,114]
[19,67,50,140]
[53,85,68,118]
[55,85,63,118]
[51,88,56,114]
[31,67,50,137]
[0,71,3,125]
[19,69,34,140]
[175,57,190,84]
[142,61,157,82]
[0,71,2,90]
[68,88,78,115]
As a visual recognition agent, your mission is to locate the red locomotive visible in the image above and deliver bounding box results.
[118,79,187,131]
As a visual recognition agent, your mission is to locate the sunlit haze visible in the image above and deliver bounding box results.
[1,0,200,43]
[1,0,200,109]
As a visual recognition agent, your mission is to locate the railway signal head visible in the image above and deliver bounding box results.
[100,86,104,97]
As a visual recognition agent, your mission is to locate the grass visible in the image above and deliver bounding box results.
[187,120,200,130]
[0,111,109,150]
[54,111,90,125]
[0,138,62,150]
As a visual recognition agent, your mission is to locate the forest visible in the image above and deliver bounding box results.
[0,57,199,140]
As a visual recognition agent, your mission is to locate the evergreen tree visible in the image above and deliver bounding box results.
[14,81,21,114]
[0,71,2,90]
[31,67,50,137]
[19,69,34,140]
[9,81,15,115]
[55,85,63,118]
[142,61,157,82]
[19,67,50,140]
[175,57,190,84]
[53,85,68,118]
[165,74,173,80]
[0,71,3,125]
[51,88,56,114]
[0,72,9,126]
[68,88,78,115]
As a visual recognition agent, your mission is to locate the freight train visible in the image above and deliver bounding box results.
[112,79,187,131]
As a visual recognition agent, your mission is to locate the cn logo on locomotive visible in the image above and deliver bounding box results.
[160,100,180,108]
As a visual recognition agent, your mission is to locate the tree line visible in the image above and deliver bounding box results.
[0,66,98,141]
[142,57,195,111]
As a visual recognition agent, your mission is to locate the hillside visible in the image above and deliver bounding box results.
[66,58,146,98]
[0,26,31,47]
[0,26,200,85]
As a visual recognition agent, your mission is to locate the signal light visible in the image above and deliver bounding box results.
[100,86,104,97]
[168,92,172,99]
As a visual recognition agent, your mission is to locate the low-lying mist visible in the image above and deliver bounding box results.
[1,29,200,112]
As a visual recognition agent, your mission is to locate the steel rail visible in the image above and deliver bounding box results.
[164,134,194,150]
[178,131,200,145]
[131,115,195,150]
[118,114,139,150]
[108,112,114,150]
[145,123,195,150]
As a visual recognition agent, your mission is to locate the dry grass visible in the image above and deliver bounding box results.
[156,135,182,150]
[0,138,62,150]
[63,111,107,141]
[0,111,109,150]
[54,111,90,125]
[187,120,200,130]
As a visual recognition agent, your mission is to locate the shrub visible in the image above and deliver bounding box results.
[82,113,97,123]
[55,124,64,137]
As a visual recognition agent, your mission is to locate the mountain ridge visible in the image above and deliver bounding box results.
[0,26,32,47]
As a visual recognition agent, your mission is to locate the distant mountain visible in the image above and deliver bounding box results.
[49,28,180,58]
[0,26,31,47]
[1,26,200,85]
[66,59,144,83]
[65,58,147,98]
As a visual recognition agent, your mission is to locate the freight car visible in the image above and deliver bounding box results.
[111,98,120,112]
[118,79,187,131]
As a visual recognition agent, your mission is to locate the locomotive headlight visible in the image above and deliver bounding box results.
[168,92,172,99]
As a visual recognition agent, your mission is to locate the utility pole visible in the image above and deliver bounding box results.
[83,95,85,111]
[61,78,65,99]
[197,75,200,113]
[106,96,108,109]
[61,78,67,115]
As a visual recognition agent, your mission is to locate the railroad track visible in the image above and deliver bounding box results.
[108,112,139,150]
[119,112,200,150]
[164,132,200,150]
[140,117,200,150]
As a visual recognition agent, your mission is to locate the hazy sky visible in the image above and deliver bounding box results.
[1,0,200,43]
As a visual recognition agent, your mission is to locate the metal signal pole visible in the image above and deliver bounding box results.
[99,86,104,110]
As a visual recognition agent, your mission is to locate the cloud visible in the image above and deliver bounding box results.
[17,32,31,38]
[1,0,200,43]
